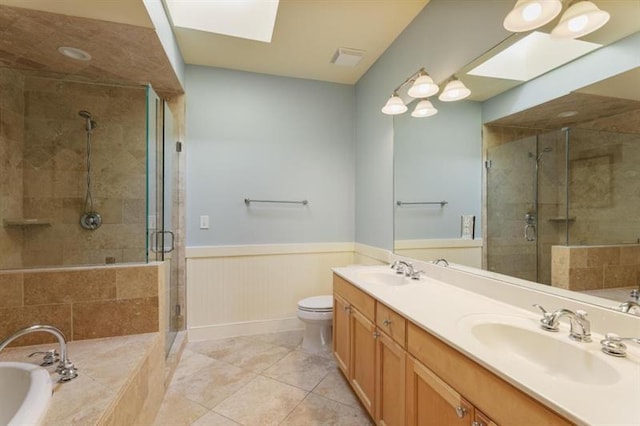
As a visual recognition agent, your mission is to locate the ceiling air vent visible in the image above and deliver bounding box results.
[330,47,365,67]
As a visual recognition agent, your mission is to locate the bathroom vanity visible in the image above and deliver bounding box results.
[332,263,640,425]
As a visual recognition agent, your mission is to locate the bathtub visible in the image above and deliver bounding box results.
[0,362,51,426]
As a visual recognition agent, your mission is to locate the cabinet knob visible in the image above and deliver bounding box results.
[472,421,485,426]
[373,331,380,339]
[343,305,352,313]
[383,319,392,326]
[455,406,467,418]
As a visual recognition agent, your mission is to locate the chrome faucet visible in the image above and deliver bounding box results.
[0,325,78,382]
[533,305,592,342]
[433,258,449,267]
[600,333,640,357]
[619,300,640,314]
[391,260,415,276]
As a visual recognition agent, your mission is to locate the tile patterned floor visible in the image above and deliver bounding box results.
[153,331,373,425]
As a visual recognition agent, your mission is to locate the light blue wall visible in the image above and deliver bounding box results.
[354,0,512,250]
[394,99,482,240]
[185,66,355,246]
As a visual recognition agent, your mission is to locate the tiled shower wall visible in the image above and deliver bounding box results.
[2,71,147,268]
[484,107,640,286]
[0,263,162,347]
[0,68,25,269]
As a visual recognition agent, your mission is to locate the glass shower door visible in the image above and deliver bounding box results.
[486,136,538,282]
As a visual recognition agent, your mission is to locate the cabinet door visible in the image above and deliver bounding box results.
[351,307,376,417]
[406,355,473,426]
[376,330,406,426]
[473,410,497,426]
[333,294,350,375]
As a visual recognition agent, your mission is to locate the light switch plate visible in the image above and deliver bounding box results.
[461,215,475,240]
[200,215,209,229]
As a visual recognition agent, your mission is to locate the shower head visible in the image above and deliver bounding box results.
[537,147,552,162]
[78,110,97,132]
[529,147,553,162]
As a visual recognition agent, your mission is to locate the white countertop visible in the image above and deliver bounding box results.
[333,264,640,426]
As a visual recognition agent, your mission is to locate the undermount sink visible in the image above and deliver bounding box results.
[357,269,414,286]
[459,315,621,386]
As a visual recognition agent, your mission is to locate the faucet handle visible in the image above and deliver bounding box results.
[28,349,59,366]
[533,304,549,315]
[532,304,559,331]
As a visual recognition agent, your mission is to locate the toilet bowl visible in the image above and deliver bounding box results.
[297,295,333,353]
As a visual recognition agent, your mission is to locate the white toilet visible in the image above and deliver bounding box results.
[297,295,333,353]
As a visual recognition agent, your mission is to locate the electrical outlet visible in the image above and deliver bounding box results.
[200,215,209,229]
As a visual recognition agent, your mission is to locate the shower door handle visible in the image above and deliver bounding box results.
[164,231,175,253]
[151,231,175,253]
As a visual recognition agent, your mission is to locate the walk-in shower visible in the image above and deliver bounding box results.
[487,127,640,285]
[78,110,102,230]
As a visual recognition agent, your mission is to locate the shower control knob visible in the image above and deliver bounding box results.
[80,212,102,230]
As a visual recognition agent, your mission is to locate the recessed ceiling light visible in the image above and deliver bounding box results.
[58,46,91,61]
[467,31,601,82]
[557,110,578,117]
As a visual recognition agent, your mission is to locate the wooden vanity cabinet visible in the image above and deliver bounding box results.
[333,275,376,418]
[406,354,474,426]
[407,322,572,426]
[375,302,407,426]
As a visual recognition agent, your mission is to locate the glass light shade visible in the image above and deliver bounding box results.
[503,0,562,32]
[381,94,407,115]
[438,79,471,102]
[551,1,610,39]
[411,99,438,118]
[407,74,439,98]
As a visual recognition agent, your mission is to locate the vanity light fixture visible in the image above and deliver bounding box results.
[407,70,439,98]
[411,99,438,118]
[381,67,469,117]
[381,91,408,115]
[438,77,471,102]
[503,0,562,32]
[551,1,610,39]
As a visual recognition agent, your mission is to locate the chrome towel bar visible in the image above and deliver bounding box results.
[396,200,447,206]
[245,198,308,206]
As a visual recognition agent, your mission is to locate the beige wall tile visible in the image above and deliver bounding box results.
[620,245,640,266]
[568,248,588,268]
[0,303,72,346]
[116,265,159,299]
[23,268,116,305]
[604,265,639,289]
[73,297,158,340]
[0,272,23,308]
[586,247,620,267]
[568,267,603,291]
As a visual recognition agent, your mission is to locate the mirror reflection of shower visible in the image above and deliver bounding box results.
[78,110,102,230]
[524,147,553,242]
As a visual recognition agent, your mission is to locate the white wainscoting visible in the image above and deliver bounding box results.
[186,243,355,341]
[393,239,483,268]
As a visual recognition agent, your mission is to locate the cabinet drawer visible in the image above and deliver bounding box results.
[407,322,571,426]
[376,302,406,347]
[333,274,375,321]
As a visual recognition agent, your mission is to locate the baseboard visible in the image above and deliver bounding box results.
[187,317,304,341]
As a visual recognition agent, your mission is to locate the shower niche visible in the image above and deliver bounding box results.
[0,69,164,269]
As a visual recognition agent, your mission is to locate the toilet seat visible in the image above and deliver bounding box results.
[297,295,333,313]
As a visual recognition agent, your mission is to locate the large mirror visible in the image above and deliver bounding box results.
[393,6,640,314]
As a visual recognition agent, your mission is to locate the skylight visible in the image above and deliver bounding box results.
[165,0,279,43]
[467,31,601,82]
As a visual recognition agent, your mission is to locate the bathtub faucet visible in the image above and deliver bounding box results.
[0,324,78,382]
